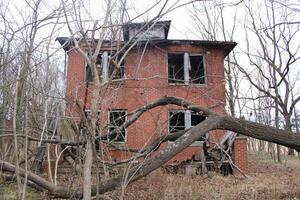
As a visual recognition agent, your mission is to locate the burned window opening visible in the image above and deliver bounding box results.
[108,109,127,143]
[168,53,205,84]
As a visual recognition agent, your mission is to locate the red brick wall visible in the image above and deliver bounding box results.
[65,43,235,163]
[233,137,248,174]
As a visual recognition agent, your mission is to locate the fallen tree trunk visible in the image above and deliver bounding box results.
[0,160,69,195]
[217,116,300,152]
[1,96,300,198]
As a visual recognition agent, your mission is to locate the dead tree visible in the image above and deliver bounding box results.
[190,0,300,158]
[240,0,300,156]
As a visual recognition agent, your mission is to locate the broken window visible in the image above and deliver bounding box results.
[169,110,207,141]
[189,54,205,84]
[85,52,125,82]
[108,53,125,80]
[108,109,127,143]
[168,54,185,84]
[85,53,102,82]
[168,53,205,84]
[169,111,186,133]
[191,111,206,127]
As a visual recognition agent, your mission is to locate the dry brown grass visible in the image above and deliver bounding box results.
[1,152,300,199]
[111,152,300,200]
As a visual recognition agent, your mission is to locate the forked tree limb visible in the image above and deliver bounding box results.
[1,96,300,198]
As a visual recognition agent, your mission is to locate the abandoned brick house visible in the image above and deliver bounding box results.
[56,20,248,174]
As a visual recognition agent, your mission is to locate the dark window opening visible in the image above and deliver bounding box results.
[85,53,102,82]
[108,110,127,143]
[169,110,207,142]
[108,54,125,80]
[168,53,205,85]
[191,112,206,141]
[168,54,184,83]
[169,111,185,133]
[85,52,125,82]
[189,55,205,84]
[191,112,206,127]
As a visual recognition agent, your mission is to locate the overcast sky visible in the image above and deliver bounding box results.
[3,0,298,118]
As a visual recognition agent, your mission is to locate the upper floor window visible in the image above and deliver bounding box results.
[85,54,102,82]
[85,52,125,82]
[168,53,205,84]
[108,109,127,143]
[169,110,207,141]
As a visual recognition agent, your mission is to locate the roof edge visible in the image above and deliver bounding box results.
[55,37,237,57]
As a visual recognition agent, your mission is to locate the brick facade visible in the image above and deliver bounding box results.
[233,136,248,174]
[62,39,248,173]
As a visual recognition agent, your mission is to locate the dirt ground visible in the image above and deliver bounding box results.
[1,152,300,199]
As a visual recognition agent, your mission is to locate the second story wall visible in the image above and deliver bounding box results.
[65,42,227,122]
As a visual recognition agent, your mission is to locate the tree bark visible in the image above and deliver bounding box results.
[284,114,295,155]
[13,65,22,199]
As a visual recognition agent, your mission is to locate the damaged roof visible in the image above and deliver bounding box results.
[56,37,236,57]
[122,20,171,41]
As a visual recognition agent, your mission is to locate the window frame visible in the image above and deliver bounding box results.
[84,53,102,83]
[169,110,186,134]
[84,51,125,83]
[167,52,206,85]
[108,54,125,81]
[188,53,206,85]
[108,109,128,143]
[167,53,185,84]
[168,110,208,145]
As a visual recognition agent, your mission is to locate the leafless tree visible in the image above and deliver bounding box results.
[189,0,300,160]
[189,0,245,118]
[240,0,300,157]
[0,0,65,198]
